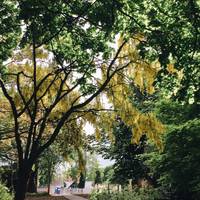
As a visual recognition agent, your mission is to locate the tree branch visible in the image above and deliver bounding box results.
[37,40,127,156]
[0,79,23,163]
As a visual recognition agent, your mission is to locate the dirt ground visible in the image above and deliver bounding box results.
[26,196,69,200]
[74,194,89,199]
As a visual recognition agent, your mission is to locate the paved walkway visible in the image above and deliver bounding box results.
[64,194,88,200]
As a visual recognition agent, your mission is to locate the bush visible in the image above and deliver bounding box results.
[0,182,13,200]
[157,119,200,200]
[90,187,163,200]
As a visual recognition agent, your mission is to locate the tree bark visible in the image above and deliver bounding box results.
[47,162,52,194]
[14,161,32,200]
[27,166,38,193]
[14,170,29,200]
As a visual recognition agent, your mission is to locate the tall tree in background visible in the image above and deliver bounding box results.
[111,123,147,185]
[78,172,86,190]
[94,120,147,185]
[94,170,102,186]
[38,146,60,194]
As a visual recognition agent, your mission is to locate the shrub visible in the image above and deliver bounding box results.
[157,119,200,200]
[0,182,13,200]
[90,187,163,200]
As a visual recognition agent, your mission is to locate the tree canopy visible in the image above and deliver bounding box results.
[0,1,199,200]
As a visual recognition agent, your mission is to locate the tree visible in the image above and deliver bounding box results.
[78,172,85,190]
[94,170,102,186]
[38,146,60,194]
[0,0,20,71]
[27,162,38,193]
[160,119,200,200]
[0,1,178,199]
[102,166,114,184]
[0,2,129,199]
[118,0,200,103]
[84,153,101,182]
[141,99,200,200]
[94,121,148,185]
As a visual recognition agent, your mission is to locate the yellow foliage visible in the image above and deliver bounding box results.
[1,37,165,154]
[166,63,184,82]
[177,68,184,80]
[84,112,97,125]
[95,127,101,140]
[167,63,177,74]
[96,35,165,148]
[117,35,161,95]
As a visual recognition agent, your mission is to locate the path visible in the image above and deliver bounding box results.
[64,194,88,200]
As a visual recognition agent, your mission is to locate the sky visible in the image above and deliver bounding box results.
[97,155,114,167]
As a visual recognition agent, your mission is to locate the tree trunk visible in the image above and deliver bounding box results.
[47,163,52,194]
[27,163,38,193]
[14,162,32,200]
[27,169,38,193]
[14,171,29,200]
[47,180,51,195]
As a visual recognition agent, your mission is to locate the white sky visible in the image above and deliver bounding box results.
[97,155,114,167]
